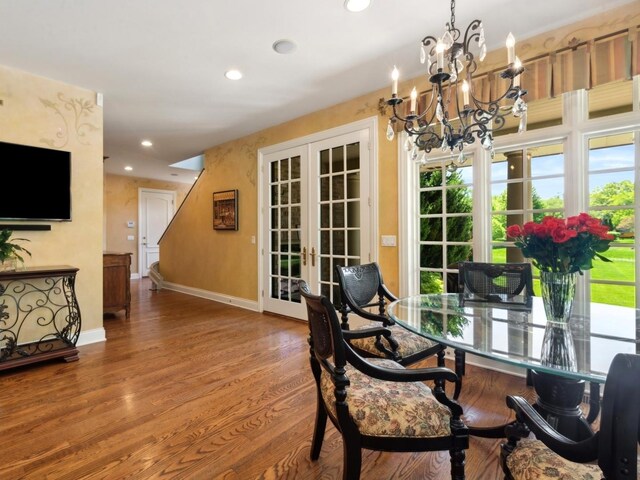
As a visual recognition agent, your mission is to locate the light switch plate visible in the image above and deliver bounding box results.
[381,235,397,247]
[127,235,135,241]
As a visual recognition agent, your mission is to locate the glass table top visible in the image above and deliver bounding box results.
[388,294,640,383]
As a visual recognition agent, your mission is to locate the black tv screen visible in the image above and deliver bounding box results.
[0,141,72,221]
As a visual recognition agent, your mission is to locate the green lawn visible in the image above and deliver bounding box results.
[492,244,636,307]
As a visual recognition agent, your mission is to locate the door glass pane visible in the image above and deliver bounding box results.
[333,203,344,228]
[291,180,301,204]
[320,149,330,174]
[332,174,345,200]
[333,231,345,256]
[346,142,359,170]
[280,158,289,181]
[320,177,329,201]
[291,156,301,179]
[280,184,289,205]
[347,201,360,228]
[332,146,344,173]
[346,172,360,199]
[347,230,360,256]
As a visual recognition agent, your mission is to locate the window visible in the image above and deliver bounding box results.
[402,77,640,308]
[418,157,473,293]
[587,133,636,307]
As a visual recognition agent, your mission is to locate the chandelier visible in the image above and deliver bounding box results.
[385,0,527,165]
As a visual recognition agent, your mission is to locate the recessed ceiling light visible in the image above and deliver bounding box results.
[124,166,133,171]
[272,39,297,55]
[225,69,243,80]
[344,0,371,12]
[141,140,153,147]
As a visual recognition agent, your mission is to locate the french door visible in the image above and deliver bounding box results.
[261,127,373,319]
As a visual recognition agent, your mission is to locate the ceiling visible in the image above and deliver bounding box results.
[0,0,634,184]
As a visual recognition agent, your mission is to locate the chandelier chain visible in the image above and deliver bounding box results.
[450,0,455,30]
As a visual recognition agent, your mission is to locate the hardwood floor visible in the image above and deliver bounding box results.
[0,278,537,479]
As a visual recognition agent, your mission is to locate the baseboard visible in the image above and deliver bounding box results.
[444,348,528,379]
[162,281,260,312]
[130,272,141,280]
[77,327,106,346]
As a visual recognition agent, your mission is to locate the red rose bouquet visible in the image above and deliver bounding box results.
[506,213,614,274]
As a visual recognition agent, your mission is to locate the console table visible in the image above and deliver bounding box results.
[0,265,81,371]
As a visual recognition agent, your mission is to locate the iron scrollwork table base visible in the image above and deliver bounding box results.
[0,266,81,371]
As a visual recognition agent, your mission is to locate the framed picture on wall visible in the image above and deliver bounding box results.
[213,189,238,231]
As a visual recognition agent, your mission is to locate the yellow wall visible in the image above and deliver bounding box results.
[0,64,103,333]
[160,3,640,304]
[104,173,192,274]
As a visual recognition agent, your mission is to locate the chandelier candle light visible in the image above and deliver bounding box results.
[385,0,527,165]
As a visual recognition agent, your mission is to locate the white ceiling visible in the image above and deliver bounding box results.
[0,0,634,184]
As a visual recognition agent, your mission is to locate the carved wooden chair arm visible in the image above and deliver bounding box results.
[506,395,599,463]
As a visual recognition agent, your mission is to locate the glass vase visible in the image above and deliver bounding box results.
[540,322,577,371]
[540,271,577,324]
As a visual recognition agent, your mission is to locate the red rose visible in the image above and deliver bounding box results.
[523,222,536,235]
[506,225,523,238]
[551,226,577,243]
[533,223,549,237]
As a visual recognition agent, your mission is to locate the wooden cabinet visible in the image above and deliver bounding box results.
[103,252,131,319]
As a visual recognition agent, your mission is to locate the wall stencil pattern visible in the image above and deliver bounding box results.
[39,93,99,148]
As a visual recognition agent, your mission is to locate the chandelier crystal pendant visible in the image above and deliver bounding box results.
[385,0,527,164]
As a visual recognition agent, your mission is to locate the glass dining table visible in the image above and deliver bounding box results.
[387,293,640,440]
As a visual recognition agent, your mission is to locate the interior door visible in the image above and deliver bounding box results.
[262,128,371,319]
[139,188,175,277]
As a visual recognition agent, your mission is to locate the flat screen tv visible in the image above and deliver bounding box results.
[0,141,72,221]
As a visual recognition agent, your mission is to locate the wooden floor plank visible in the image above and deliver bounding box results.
[0,278,542,479]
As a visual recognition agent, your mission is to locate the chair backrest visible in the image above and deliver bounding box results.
[458,262,533,306]
[335,263,383,308]
[597,353,640,479]
[299,280,347,372]
[335,263,395,318]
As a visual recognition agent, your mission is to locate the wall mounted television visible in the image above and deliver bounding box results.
[0,141,72,222]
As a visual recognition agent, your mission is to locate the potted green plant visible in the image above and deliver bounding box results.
[0,229,31,271]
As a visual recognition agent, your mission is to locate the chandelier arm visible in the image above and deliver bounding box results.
[462,20,483,52]
[414,128,442,154]
[468,83,520,107]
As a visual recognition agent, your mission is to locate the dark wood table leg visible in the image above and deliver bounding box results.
[531,370,594,441]
[453,349,465,400]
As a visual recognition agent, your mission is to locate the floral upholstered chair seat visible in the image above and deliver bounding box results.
[320,358,452,438]
[506,439,603,479]
[349,323,438,360]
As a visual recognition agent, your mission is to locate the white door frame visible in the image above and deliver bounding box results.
[257,116,379,314]
[138,187,176,277]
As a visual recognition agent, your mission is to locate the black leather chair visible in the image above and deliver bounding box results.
[335,262,446,367]
[501,353,640,479]
[455,261,535,397]
[299,280,469,480]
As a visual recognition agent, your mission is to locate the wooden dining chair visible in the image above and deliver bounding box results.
[335,262,446,367]
[299,279,469,480]
[501,352,640,479]
[458,261,534,307]
[455,261,535,397]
